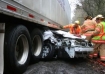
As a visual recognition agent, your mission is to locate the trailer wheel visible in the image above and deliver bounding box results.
[42,43,55,59]
[4,25,31,74]
[31,28,43,61]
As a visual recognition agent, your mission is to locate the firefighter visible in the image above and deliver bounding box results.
[62,21,81,35]
[81,16,96,41]
[88,15,103,58]
[91,14,105,61]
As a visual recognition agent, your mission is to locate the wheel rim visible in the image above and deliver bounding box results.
[15,34,29,65]
[32,35,42,56]
[42,44,50,58]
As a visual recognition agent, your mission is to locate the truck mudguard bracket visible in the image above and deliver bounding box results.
[0,23,5,74]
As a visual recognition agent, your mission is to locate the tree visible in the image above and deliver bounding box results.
[80,0,105,17]
[72,4,87,25]
[72,0,105,24]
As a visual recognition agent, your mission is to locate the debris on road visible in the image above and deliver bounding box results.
[24,58,104,74]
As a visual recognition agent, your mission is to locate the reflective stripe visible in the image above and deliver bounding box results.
[93,54,97,56]
[85,26,95,31]
[101,22,105,32]
[84,33,92,36]
[48,22,51,24]
[101,56,105,59]
[40,19,44,21]
[7,5,17,12]
[29,14,34,18]
[92,40,105,43]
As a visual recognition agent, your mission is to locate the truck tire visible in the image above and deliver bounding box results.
[42,43,55,59]
[4,25,31,74]
[30,28,43,62]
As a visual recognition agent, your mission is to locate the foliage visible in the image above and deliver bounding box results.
[80,0,105,17]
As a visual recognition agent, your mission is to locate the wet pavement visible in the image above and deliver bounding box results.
[24,58,105,74]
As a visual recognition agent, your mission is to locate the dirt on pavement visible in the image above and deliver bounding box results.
[24,58,105,74]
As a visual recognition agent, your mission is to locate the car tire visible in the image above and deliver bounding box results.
[42,43,55,60]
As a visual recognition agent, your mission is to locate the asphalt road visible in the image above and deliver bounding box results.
[24,58,105,74]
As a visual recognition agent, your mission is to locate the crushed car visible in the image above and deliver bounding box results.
[42,30,93,59]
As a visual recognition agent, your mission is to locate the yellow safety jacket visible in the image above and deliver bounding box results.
[92,22,105,43]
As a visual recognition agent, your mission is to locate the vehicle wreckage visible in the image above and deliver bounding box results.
[42,30,93,59]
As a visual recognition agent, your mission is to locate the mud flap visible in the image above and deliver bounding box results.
[65,47,75,58]
[0,23,5,74]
